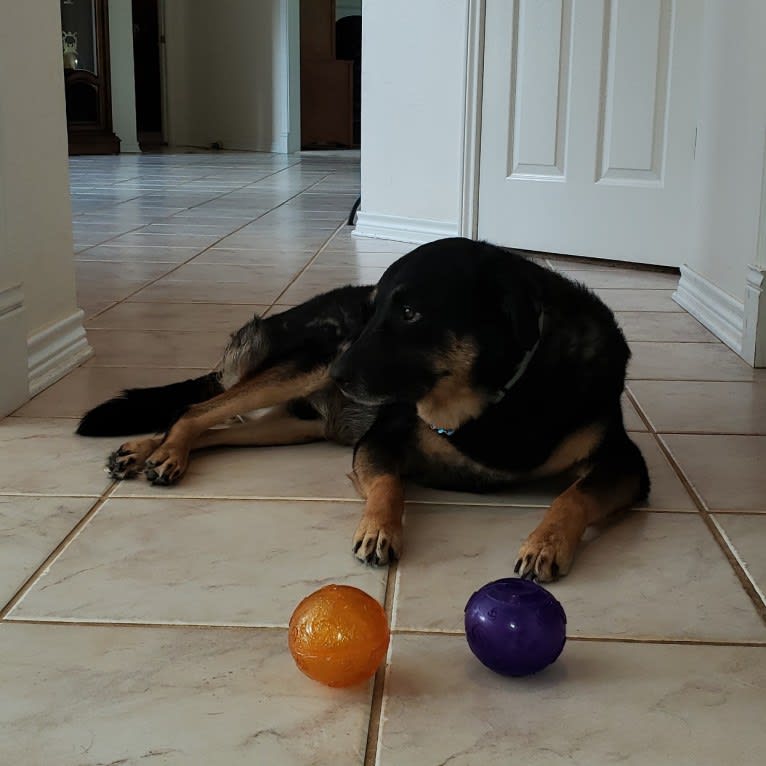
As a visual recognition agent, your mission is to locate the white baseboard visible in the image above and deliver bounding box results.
[742,265,766,367]
[673,265,744,356]
[27,309,93,396]
[0,283,29,415]
[353,212,459,245]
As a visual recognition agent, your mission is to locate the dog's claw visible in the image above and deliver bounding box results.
[352,518,402,567]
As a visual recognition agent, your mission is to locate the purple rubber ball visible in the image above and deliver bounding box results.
[464,578,567,677]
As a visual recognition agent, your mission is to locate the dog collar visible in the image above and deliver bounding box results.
[429,424,456,437]
[488,311,545,405]
[429,311,545,436]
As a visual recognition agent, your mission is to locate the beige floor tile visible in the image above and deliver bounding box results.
[77,282,148,311]
[10,497,384,626]
[393,507,764,639]
[159,261,302,284]
[113,441,358,499]
[377,635,766,766]
[630,380,766,434]
[0,496,93,606]
[75,244,202,262]
[317,248,406,269]
[77,296,119,320]
[0,622,371,766]
[562,268,679,289]
[83,328,223,368]
[615,311,717,342]
[661,434,766,511]
[129,279,286,304]
[0,419,112,496]
[14,367,205,419]
[75,261,174,284]
[129,262,298,304]
[109,231,222,248]
[714,514,766,598]
[279,265,385,304]
[191,247,314,267]
[628,342,766,381]
[591,288,683,312]
[622,392,646,431]
[86,301,262,333]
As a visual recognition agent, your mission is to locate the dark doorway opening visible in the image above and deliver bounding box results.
[132,0,164,148]
[300,0,361,149]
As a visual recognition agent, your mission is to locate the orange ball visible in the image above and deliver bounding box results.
[288,585,390,688]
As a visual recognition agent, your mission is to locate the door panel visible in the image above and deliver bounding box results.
[478,0,700,266]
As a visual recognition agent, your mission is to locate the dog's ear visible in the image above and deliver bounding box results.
[498,269,541,351]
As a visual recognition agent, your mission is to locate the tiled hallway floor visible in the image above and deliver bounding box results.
[1,152,765,765]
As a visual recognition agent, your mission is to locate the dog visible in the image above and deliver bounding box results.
[77,237,650,582]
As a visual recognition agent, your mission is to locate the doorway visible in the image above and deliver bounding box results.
[131,0,164,149]
[300,0,361,149]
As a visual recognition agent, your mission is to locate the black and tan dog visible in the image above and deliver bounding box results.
[78,238,649,582]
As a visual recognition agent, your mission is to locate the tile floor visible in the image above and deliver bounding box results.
[1,152,765,765]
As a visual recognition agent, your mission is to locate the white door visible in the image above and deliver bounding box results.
[478,0,701,266]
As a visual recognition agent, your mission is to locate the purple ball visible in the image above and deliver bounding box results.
[464,578,567,677]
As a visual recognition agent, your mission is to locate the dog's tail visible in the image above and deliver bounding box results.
[76,372,224,437]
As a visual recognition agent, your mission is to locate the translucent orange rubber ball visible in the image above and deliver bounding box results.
[288,585,390,688]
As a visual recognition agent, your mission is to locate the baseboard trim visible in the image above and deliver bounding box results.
[0,283,29,415]
[0,283,24,319]
[673,265,744,356]
[27,309,93,396]
[742,264,766,367]
[353,212,459,244]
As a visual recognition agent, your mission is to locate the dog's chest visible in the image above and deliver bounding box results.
[409,423,521,491]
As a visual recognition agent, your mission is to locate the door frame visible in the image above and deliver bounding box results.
[458,0,486,240]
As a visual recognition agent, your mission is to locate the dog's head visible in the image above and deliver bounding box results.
[329,238,542,430]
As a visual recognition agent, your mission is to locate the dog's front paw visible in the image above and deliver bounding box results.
[514,525,577,583]
[106,437,162,480]
[352,516,402,566]
[144,443,189,486]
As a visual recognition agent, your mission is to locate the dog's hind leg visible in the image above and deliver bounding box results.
[515,430,650,582]
[141,363,331,485]
[108,404,326,480]
[193,405,326,449]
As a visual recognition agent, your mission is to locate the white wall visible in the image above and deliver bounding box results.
[686,0,766,303]
[164,0,298,153]
[108,0,140,152]
[672,0,766,363]
[0,0,91,401]
[357,0,468,241]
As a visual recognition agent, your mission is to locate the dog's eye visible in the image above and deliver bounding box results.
[401,305,421,323]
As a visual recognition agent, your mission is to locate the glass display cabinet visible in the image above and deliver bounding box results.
[61,0,119,154]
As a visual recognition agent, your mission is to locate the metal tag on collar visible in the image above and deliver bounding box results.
[430,423,456,437]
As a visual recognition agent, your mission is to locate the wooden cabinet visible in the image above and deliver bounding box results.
[61,0,120,154]
[300,0,355,148]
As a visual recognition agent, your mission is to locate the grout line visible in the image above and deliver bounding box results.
[5,617,765,648]
[626,388,766,622]
[0,481,118,619]
[362,559,398,766]
[263,220,352,311]
[709,515,766,606]
[391,627,766,647]
[4,618,288,632]
[625,406,766,624]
